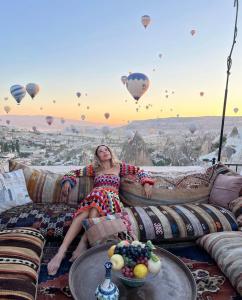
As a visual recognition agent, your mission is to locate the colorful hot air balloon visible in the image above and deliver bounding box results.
[40,107,43,110]
[6,120,10,125]
[121,76,128,85]
[4,106,11,114]
[104,112,110,119]
[76,92,81,98]
[165,95,169,98]
[136,108,139,112]
[190,29,196,36]
[53,100,56,104]
[78,103,81,106]
[87,106,90,110]
[158,53,162,59]
[26,83,40,99]
[126,73,149,101]
[200,92,204,97]
[10,85,26,104]
[81,114,86,121]
[46,115,54,126]
[141,15,151,29]
[234,107,239,113]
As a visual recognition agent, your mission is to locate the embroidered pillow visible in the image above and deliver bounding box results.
[0,169,32,214]
[82,212,136,246]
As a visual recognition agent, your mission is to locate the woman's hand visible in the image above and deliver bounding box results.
[143,183,153,199]
[61,181,71,202]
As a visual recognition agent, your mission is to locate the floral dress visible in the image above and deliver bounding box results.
[61,162,155,218]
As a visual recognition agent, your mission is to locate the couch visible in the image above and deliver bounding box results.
[1,160,242,298]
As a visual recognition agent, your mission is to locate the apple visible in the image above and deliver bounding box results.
[108,245,116,258]
[110,254,124,271]
[118,240,130,247]
[148,255,162,274]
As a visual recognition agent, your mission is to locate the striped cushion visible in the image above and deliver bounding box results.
[197,231,242,295]
[0,227,45,300]
[229,196,242,227]
[124,204,238,243]
[9,160,93,205]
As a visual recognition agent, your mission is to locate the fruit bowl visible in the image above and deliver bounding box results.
[108,240,162,288]
[115,268,160,287]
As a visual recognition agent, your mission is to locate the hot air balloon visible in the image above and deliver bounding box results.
[10,85,26,104]
[4,106,11,114]
[166,95,169,98]
[170,108,173,112]
[4,97,8,101]
[76,92,81,98]
[126,73,149,101]
[53,100,56,104]
[81,114,86,121]
[190,29,196,36]
[60,118,65,124]
[146,105,149,109]
[234,107,239,113]
[40,107,43,111]
[200,92,204,97]
[152,68,156,72]
[6,120,10,125]
[78,103,81,106]
[85,93,88,96]
[125,99,128,103]
[176,114,179,118]
[32,126,37,132]
[26,83,40,99]
[189,123,197,134]
[46,115,54,126]
[141,15,151,29]
[136,108,139,112]
[104,112,110,119]
[158,53,162,59]
[87,106,90,110]
[121,76,128,85]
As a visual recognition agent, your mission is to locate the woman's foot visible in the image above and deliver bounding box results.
[47,250,66,276]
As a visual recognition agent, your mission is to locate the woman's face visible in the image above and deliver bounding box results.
[96,145,112,162]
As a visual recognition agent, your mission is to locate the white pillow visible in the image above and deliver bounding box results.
[0,169,32,214]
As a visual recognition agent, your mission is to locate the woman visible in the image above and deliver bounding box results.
[47,144,155,276]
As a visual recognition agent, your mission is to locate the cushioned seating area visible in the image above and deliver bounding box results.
[0,227,45,300]
[197,231,242,296]
[124,204,238,243]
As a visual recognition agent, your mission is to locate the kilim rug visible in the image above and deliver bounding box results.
[37,241,242,300]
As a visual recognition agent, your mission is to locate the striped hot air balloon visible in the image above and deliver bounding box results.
[126,73,149,101]
[10,85,26,104]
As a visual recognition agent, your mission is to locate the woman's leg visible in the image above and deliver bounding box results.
[69,207,100,261]
[47,209,89,275]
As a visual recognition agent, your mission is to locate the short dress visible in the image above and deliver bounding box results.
[61,162,155,218]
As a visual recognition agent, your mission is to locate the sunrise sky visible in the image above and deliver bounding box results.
[0,0,241,125]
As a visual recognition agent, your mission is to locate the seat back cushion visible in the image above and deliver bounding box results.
[120,163,234,207]
[124,203,238,243]
[0,227,45,300]
[9,160,93,205]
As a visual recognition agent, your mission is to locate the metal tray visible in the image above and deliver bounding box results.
[69,242,197,300]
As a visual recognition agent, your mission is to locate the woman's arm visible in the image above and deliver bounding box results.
[60,164,95,188]
[119,162,155,186]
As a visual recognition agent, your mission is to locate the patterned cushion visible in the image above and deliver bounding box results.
[120,163,235,207]
[0,203,76,240]
[0,169,32,214]
[124,203,238,243]
[9,160,93,205]
[82,212,136,246]
[0,227,45,300]
[229,196,242,227]
[197,231,242,296]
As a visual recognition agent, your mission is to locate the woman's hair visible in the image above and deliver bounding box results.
[93,144,120,170]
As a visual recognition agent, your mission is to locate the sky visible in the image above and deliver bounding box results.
[0,0,241,125]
